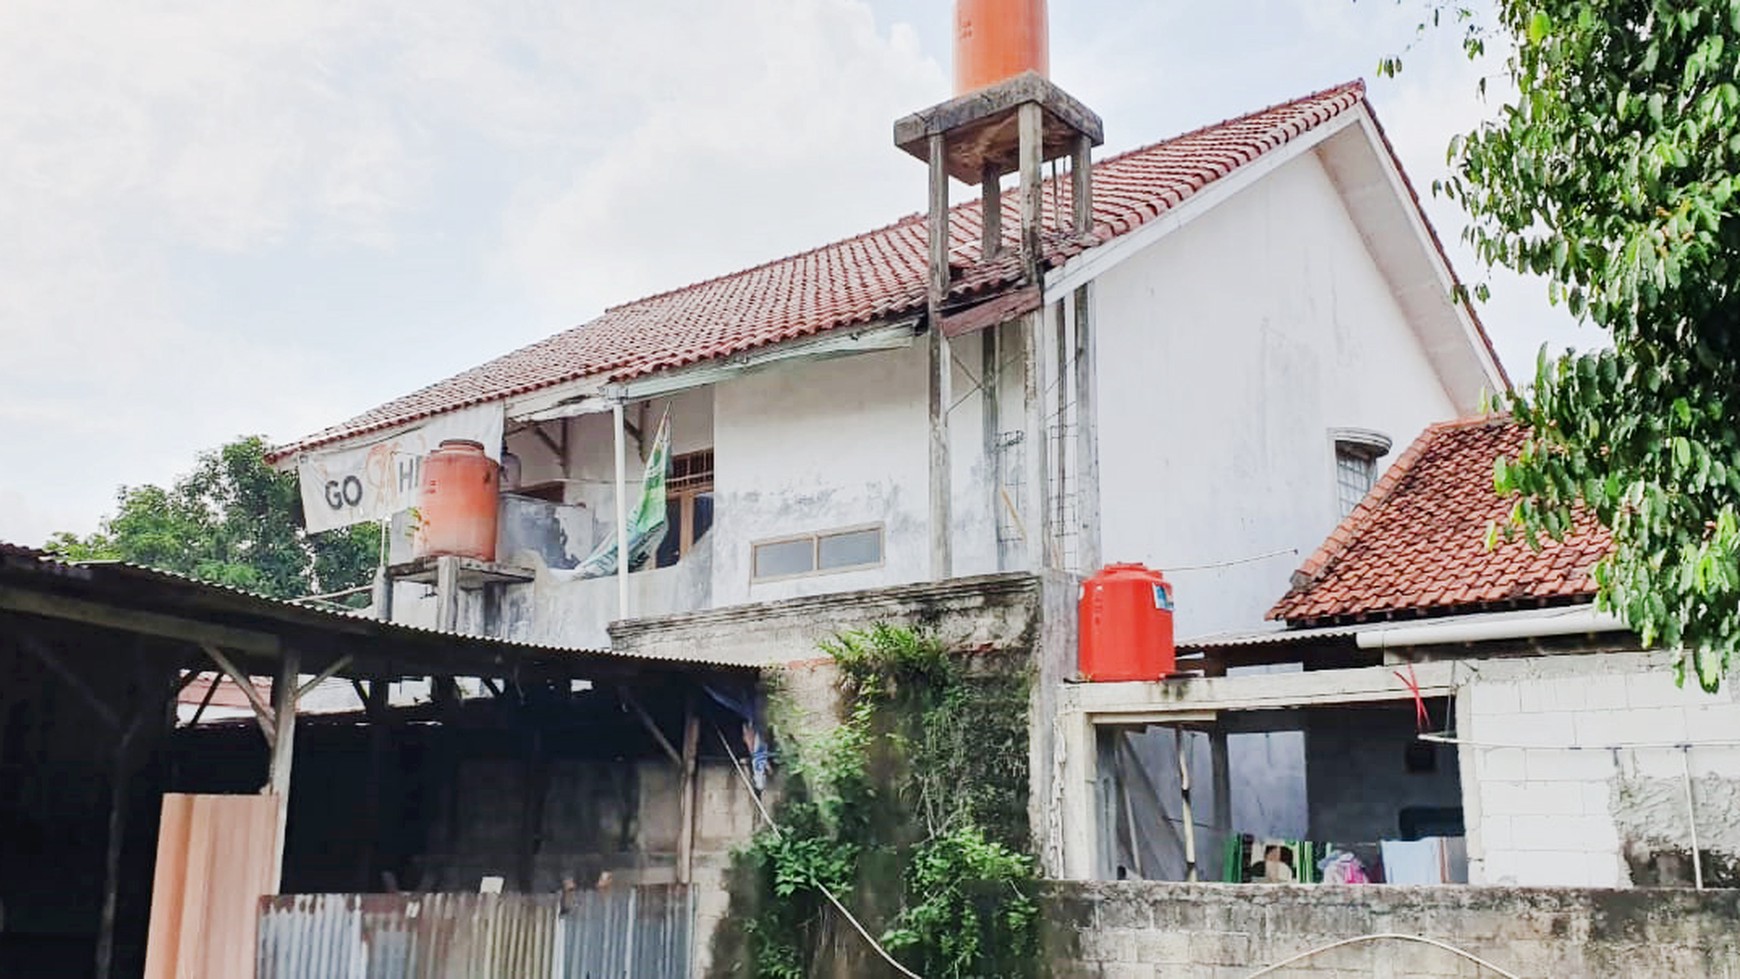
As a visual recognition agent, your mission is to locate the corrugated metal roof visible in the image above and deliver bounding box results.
[2,544,756,675]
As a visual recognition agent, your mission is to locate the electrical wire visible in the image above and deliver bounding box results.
[713,726,925,979]
[1162,549,1301,570]
[1241,933,1522,979]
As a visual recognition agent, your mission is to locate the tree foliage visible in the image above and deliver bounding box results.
[1390,1,1740,690]
[45,436,379,602]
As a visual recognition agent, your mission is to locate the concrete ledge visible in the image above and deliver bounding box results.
[1044,880,1740,977]
[609,572,1043,667]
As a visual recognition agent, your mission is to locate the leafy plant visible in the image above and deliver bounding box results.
[737,625,1036,978]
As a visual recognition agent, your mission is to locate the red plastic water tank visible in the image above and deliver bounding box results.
[955,0,1049,95]
[413,440,500,562]
[1078,564,1175,681]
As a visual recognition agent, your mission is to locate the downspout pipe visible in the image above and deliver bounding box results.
[1355,606,1628,650]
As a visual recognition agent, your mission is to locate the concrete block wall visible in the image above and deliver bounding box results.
[1049,881,1740,978]
[1459,651,1740,887]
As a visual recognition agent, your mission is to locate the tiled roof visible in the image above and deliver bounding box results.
[272,80,1372,461]
[1268,417,1613,626]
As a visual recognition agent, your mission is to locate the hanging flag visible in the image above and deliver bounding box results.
[572,411,671,579]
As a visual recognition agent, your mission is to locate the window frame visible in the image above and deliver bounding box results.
[657,449,714,569]
[750,523,886,583]
[1328,428,1393,519]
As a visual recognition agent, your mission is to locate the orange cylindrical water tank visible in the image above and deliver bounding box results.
[413,439,500,562]
[1078,564,1176,682]
[955,0,1049,95]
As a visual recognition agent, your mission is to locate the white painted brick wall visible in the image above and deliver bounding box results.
[1464,659,1740,887]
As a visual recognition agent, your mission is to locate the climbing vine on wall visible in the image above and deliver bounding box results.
[739,624,1038,979]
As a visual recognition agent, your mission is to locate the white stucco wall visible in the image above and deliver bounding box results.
[1459,650,1740,888]
[1090,148,1463,639]
[710,343,933,607]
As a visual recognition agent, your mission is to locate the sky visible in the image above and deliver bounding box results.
[0,0,1590,546]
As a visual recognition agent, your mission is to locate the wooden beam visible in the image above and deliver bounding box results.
[1022,307,1051,571]
[1018,101,1045,279]
[1073,284,1101,572]
[677,697,701,885]
[1072,133,1093,235]
[928,132,951,305]
[185,670,221,728]
[298,654,355,699]
[928,324,954,581]
[435,556,461,633]
[980,162,1002,259]
[983,320,1005,571]
[200,643,277,745]
[15,634,121,731]
[938,285,1043,339]
[620,688,682,767]
[0,585,279,655]
[267,646,301,893]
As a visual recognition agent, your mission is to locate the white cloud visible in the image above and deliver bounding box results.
[0,0,1590,547]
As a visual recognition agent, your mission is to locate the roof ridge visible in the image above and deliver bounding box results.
[1091,78,1365,171]
[602,79,1367,317]
[1267,411,1512,621]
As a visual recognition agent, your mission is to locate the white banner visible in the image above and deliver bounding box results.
[296,403,505,533]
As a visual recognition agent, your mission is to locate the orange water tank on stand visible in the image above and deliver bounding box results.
[955,0,1050,95]
[1078,564,1175,681]
[413,439,500,562]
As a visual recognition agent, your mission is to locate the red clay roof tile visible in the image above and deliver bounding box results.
[1268,417,1613,626]
[271,81,1372,461]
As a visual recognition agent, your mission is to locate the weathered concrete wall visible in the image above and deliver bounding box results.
[1091,148,1461,640]
[611,571,1044,667]
[1457,649,1740,888]
[1305,702,1462,847]
[1048,880,1740,978]
[710,343,932,607]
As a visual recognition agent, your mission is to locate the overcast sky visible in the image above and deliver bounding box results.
[0,0,1589,545]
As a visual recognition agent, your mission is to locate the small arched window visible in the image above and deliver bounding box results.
[1331,429,1393,517]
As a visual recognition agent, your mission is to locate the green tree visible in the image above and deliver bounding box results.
[1390,1,1740,689]
[46,436,379,602]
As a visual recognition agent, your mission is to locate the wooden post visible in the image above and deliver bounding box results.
[435,556,460,633]
[361,678,390,891]
[982,322,1005,571]
[1210,727,1232,870]
[517,724,548,893]
[1072,133,1093,235]
[1073,283,1101,572]
[1177,729,1197,883]
[677,697,701,885]
[928,133,950,304]
[371,565,393,622]
[1054,300,1070,570]
[980,162,1002,259]
[613,400,630,620]
[1018,101,1045,279]
[95,712,146,979]
[929,325,954,582]
[268,647,300,893]
[1022,308,1051,571]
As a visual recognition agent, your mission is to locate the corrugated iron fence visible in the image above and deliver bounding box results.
[257,886,692,979]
